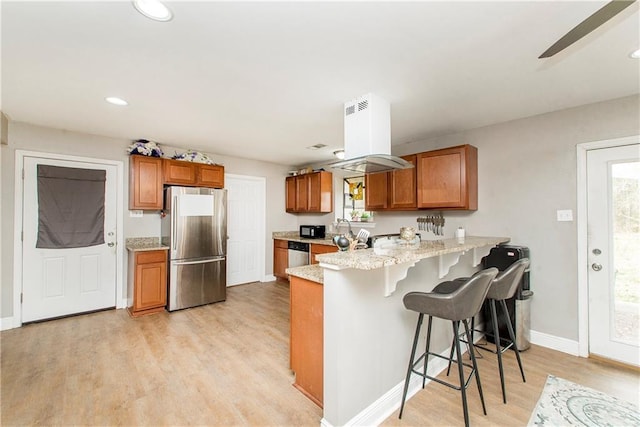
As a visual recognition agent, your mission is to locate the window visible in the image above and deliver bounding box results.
[342,176,372,221]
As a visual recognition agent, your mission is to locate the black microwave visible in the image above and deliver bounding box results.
[300,225,326,239]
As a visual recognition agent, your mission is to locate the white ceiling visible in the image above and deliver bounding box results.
[2,1,639,166]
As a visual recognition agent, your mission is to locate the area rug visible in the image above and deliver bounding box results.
[528,375,640,426]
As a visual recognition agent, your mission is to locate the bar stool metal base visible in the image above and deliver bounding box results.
[399,314,487,427]
[446,298,526,404]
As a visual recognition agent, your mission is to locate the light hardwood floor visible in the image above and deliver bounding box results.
[2,281,638,426]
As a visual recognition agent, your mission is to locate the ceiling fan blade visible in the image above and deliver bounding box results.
[539,0,636,58]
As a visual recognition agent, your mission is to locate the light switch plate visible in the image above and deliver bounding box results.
[557,209,573,222]
[129,210,143,218]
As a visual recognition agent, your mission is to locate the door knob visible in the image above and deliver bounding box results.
[107,242,115,247]
[592,263,602,271]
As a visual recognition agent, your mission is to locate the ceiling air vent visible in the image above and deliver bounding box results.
[345,105,356,116]
[358,100,368,111]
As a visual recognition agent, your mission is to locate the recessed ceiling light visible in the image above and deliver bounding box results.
[333,150,345,160]
[105,97,129,106]
[132,0,173,22]
[630,48,640,59]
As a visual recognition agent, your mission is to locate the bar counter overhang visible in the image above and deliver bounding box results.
[316,236,510,427]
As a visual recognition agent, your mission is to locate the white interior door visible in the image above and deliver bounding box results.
[22,156,118,322]
[226,175,265,286]
[587,143,640,366]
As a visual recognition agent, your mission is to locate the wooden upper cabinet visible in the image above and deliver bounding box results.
[365,155,416,211]
[365,172,388,210]
[129,157,225,210]
[162,159,225,188]
[388,154,417,209]
[286,176,297,213]
[197,164,224,188]
[308,171,333,213]
[295,175,309,212]
[163,159,197,185]
[286,171,333,213]
[417,144,477,210]
[129,155,163,210]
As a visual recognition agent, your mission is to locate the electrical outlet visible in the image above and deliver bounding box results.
[129,210,143,218]
[556,209,573,222]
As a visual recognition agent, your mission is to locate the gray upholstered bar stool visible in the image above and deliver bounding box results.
[399,267,499,427]
[439,258,530,404]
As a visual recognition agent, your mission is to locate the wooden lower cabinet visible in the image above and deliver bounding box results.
[290,275,323,407]
[128,250,168,317]
[273,239,289,281]
[310,243,337,264]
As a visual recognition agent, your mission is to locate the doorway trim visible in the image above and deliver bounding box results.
[576,135,639,358]
[225,173,267,283]
[13,150,125,328]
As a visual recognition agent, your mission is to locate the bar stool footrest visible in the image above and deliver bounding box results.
[411,351,476,392]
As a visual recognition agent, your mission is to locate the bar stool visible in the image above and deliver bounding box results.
[439,258,530,404]
[399,267,499,427]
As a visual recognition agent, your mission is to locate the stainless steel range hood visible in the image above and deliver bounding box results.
[330,93,413,174]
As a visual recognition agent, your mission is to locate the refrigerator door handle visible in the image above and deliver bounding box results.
[172,195,178,252]
[172,257,225,266]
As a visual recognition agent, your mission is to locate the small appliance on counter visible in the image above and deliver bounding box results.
[300,225,326,239]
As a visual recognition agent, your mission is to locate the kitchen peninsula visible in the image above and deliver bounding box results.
[287,236,509,426]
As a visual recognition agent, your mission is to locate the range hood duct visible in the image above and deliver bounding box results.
[330,93,413,174]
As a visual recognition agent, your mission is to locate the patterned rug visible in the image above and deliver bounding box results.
[528,375,640,426]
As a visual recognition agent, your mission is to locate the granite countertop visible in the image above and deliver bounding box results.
[126,237,169,252]
[315,236,509,270]
[272,231,336,246]
[286,264,323,284]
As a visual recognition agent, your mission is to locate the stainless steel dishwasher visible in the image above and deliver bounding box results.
[287,241,310,268]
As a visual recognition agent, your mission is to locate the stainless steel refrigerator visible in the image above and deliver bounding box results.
[161,186,227,311]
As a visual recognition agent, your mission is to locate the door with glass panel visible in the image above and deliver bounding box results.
[587,143,639,366]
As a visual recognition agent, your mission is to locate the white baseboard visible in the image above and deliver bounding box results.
[262,274,276,282]
[530,330,580,356]
[1,316,18,331]
[321,344,467,427]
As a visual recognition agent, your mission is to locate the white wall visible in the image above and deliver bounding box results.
[0,121,296,320]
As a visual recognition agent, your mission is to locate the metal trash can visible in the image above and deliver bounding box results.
[515,290,533,351]
[481,244,531,351]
